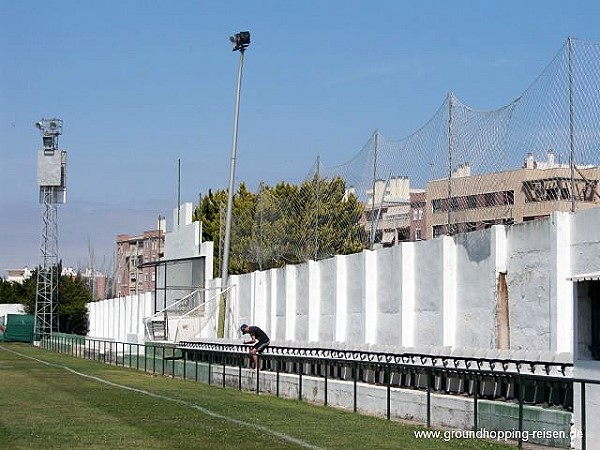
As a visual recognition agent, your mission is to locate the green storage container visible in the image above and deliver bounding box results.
[2,314,35,343]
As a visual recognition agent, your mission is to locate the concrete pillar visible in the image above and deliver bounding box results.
[335,255,347,342]
[308,260,321,342]
[268,269,278,340]
[553,212,573,352]
[401,242,416,347]
[492,225,509,349]
[254,271,268,333]
[492,225,507,273]
[364,250,377,344]
[285,265,297,341]
[442,236,457,347]
[248,272,256,326]
[107,298,114,339]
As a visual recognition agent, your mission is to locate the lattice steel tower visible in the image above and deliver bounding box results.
[34,118,67,340]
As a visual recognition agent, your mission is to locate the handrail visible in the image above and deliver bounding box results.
[143,286,209,340]
[173,285,236,342]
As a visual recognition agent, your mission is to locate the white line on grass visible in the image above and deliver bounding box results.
[1,345,323,450]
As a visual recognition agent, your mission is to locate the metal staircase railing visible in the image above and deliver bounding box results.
[144,288,203,341]
[173,285,235,342]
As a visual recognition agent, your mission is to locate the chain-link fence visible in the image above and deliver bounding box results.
[207,38,600,275]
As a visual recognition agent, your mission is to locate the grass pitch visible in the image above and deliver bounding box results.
[0,343,511,449]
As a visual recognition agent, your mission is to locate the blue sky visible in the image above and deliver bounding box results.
[1,0,598,275]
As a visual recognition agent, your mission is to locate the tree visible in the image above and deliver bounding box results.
[0,266,90,335]
[274,176,366,264]
[193,176,367,276]
[57,273,91,335]
[0,275,36,305]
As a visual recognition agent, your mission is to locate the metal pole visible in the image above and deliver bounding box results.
[314,156,320,261]
[298,358,303,401]
[370,130,378,249]
[324,361,328,407]
[447,92,454,236]
[581,381,587,450]
[474,377,479,430]
[386,365,391,420]
[353,362,358,412]
[518,378,524,450]
[177,158,181,227]
[219,46,246,337]
[427,368,432,427]
[568,37,576,213]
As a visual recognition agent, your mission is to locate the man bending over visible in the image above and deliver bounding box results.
[240,324,270,370]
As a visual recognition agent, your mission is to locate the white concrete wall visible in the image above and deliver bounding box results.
[89,211,586,352]
[225,227,502,349]
[219,211,578,354]
[87,292,152,343]
[413,238,445,347]
[0,304,26,317]
[505,219,555,351]
[453,230,497,348]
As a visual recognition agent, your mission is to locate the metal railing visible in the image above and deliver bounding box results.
[172,286,231,342]
[40,334,598,450]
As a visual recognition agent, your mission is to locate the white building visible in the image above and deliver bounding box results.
[4,267,33,283]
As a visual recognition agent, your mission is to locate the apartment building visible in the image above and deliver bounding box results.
[115,218,166,296]
[363,176,425,246]
[4,267,33,283]
[425,151,600,239]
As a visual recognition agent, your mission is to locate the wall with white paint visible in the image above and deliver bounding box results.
[87,292,153,343]
[89,210,589,353]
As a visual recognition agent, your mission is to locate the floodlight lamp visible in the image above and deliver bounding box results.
[230,31,250,52]
[34,118,63,136]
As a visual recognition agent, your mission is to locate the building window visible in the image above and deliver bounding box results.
[415,228,422,240]
[432,225,445,238]
[450,197,459,210]
[505,190,515,205]
[467,195,477,209]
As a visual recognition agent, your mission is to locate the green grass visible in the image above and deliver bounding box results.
[0,343,511,449]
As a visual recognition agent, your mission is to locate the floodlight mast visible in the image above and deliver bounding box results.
[219,31,250,337]
[34,117,66,342]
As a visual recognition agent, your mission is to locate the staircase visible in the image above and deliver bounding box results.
[147,318,168,341]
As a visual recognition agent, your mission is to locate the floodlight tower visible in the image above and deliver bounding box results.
[218,31,250,337]
[34,118,67,341]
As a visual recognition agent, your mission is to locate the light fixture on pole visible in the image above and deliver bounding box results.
[219,31,250,337]
[34,118,67,341]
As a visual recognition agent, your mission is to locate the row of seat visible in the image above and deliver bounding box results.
[178,338,572,375]
[271,341,572,376]
[177,338,574,408]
